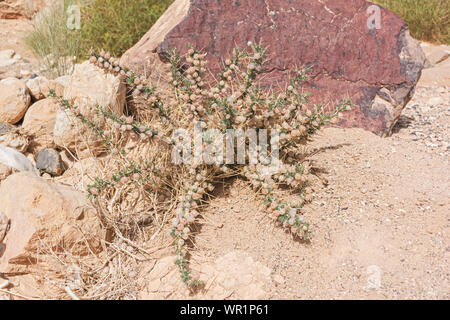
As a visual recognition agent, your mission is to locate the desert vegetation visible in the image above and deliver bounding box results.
[1,0,448,301]
[24,0,173,77]
[44,42,350,294]
[23,0,449,78]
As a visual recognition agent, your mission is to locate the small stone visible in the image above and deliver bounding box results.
[273,274,285,285]
[424,49,450,67]
[428,97,444,106]
[26,76,49,100]
[20,70,31,78]
[0,49,20,67]
[0,163,12,181]
[59,150,74,170]
[36,148,65,176]
[0,130,29,153]
[41,172,51,179]
[22,97,59,153]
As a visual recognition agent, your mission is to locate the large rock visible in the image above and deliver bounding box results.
[53,108,107,158]
[0,172,107,273]
[53,61,126,156]
[22,97,59,153]
[0,78,31,124]
[26,76,49,100]
[64,61,126,115]
[40,75,70,98]
[121,0,426,136]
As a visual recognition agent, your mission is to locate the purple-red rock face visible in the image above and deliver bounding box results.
[120,0,426,136]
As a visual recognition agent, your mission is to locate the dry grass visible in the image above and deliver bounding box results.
[24,0,172,78]
[24,0,83,78]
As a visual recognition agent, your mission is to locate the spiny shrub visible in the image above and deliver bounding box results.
[51,43,351,290]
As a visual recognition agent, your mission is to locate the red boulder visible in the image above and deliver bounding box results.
[121,0,426,136]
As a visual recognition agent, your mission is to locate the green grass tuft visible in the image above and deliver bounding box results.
[374,0,449,44]
[78,0,173,57]
[25,0,173,77]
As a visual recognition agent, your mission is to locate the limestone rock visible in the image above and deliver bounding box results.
[0,144,38,174]
[64,61,126,115]
[0,77,31,124]
[53,61,126,156]
[22,97,59,153]
[424,49,450,68]
[121,0,426,136]
[26,76,49,100]
[53,108,106,158]
[0,172,107,273]
[0,49,20,68]
[41,79,64,98]
[0,123,29,152]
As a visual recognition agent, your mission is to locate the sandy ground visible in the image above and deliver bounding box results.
[0,18,35,58]
[0,16,449,300]
[0,18,39,79]
[139,109,449,300]
[138,50,450,300]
